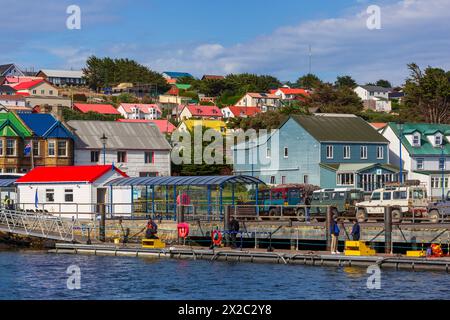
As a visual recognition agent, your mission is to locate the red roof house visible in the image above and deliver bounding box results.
[221,106,261,118]
[73,103,121,115]
[16,165,127,184]
[179,105,222,120]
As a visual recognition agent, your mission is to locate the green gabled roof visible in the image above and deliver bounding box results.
[288,115,388,143]
[389,122,450,156]
[0,113,33,138]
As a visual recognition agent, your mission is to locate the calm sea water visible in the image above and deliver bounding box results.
[0,250,449,300]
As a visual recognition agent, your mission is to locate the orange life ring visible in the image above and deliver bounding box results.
[212,230,222,246]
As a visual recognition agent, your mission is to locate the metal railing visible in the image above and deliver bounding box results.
[0,208,85,242]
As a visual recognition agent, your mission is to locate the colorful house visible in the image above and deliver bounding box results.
[178,105,222,120]
[177,119,227,134]
[0,113,75,174]
[15,165,128,218]
[10,79,58,97]
[221,106,261,119]
[382,123,450,199]
[233,114,399,191]
[117,103,161,120]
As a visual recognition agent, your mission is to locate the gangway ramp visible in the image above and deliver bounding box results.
[0,209,83,242]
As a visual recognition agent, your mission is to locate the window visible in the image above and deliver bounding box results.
[337,173,354,186]
[413,134,421,146]
[435,135,442,146]
[326,145,334,159]
[91,150,100,163]
[377,146,384,159]
[117,151,127,163]
[393,191,407,200]
[281,176,286,184]
[439,158,445,170]
[416,158,424,170]
[33,141,40,157]
[343,146,351,159]
[266,148,271,159]
[64,189,74,202]
[284,147,288,158]
[48,141,55,156]
[145,151,154,164]
[0,140,3,155]
[57,141,67,156]
[360,146,368,159]
[270,176,276,184]
[32,90,36,94]
[49,90,53,95]
[46,189,54,202]
[6,139,15,156]
[303,175,309,184]
[5,168,15,173]
[371,192,381,200]
[40,89,45,95]
[383,192,392,200]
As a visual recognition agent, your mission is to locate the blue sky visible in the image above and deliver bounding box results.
[0,0,449,85]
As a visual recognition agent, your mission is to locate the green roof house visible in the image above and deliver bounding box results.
[383,123,450,199]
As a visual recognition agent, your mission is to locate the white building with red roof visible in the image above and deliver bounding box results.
[221,106,261,119]
[15,165,129,218]
[117,103,162,120]
[178,104,222,120]
[270,87,310,100]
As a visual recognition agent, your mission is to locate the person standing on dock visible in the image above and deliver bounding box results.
[331,216,341,254]
[229,217,240,249]
[351,220,360,241]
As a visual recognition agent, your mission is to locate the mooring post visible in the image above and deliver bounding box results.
[224,206,231,247]
[385,206,393,254]
[99,205,106,242]
[326,206,332,251]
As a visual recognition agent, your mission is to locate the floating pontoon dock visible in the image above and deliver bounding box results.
[51,243,450,272]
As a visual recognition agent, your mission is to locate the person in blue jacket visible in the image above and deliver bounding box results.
[351,220,361,241]
[331,216,340,254]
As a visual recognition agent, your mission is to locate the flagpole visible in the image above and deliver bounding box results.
[31,138,35,169]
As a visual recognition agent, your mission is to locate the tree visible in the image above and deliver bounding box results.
[403,63,450,124]
[295,74,322,90]
[83,56,170,93]
[335,75,357,89]
[307,83,363,114]
[375,79,392,88]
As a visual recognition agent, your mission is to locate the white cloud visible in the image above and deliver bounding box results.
[143,0,450,85]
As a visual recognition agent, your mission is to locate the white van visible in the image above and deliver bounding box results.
[355,184,428,222]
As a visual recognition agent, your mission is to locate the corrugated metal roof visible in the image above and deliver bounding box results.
[107,175,265,187]
[67,120,172,150]
[39,69,83,78]
[289,115,389,143]
[0,178,18,187]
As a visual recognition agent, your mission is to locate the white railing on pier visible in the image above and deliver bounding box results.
[0,208,80,242]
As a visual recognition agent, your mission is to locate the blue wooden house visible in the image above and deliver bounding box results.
[233,114,399,192]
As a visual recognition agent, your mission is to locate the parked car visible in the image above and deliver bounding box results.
[258,184,318,218]
[427,191,450,223]
[310,188,365,220]
[355,183,428,222]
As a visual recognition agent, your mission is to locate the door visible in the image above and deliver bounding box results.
[96,188,107,214]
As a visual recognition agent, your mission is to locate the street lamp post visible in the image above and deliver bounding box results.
[100,133,108,165]
[441,144,445,201]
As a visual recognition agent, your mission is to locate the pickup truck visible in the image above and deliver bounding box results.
[427,191,450,223]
